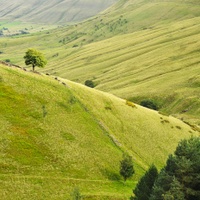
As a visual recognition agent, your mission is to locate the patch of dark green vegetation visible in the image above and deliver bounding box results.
[140,99,158,110]
[130,137,200,200]
[84,80,96,88]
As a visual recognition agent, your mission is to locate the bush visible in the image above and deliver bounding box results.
[4,59,10,62]
[140,99,158,110]
[85,80,95,88]
[72,44,78,48]
[126,100,136,108]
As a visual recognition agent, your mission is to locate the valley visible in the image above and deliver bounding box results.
[0,0,200,199]
[1,0,200,126]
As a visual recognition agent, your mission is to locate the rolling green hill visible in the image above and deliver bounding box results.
[0,63,197,199]
[1,0,200,127]
[0,0,118,24]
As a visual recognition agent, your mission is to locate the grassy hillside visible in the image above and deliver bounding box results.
[45,16,200,127]
[0,0,200,127]
[0,0,118,24]
[0,63,197,199]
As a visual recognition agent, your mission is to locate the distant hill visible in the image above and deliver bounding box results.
[0,63,197,199]
[0,0,118,24]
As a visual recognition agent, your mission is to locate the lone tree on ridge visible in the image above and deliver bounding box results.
[24,48,47,71]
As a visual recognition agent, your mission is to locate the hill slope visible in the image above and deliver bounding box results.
[1,0,200,126]
[0,0,117,24]
[0,63,197,199]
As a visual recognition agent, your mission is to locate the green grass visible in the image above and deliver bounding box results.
[0,64,197,199]
[1,1,200,198]
[0,0,200,127]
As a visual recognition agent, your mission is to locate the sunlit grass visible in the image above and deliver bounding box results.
[0,1,200,126]
[0,64,197,199]
[0,1,200,197]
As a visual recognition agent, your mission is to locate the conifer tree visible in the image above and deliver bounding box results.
[131,164,158,200]
[150,137,200,200]
[163,177,185,200]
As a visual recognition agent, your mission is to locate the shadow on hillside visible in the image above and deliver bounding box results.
[101,168,121,181]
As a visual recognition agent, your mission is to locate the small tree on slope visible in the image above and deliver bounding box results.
[120,153,135,182]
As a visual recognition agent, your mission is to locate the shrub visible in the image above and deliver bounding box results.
[126,100,136,108]
[140,99,158,110]
[4,59,10,62]
[72,44,78,48]
[85,80,95,88]
[105,106,112,110]
[175,126,182,130]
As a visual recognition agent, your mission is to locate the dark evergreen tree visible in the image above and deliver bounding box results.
[150,169,174,200]
[163,177,185,200]
[120,153,135,182]
[150,137,200,200]
[131,164,158,200]
[172,137,200,200]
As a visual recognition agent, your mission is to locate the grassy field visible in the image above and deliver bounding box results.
[0,64,197,199]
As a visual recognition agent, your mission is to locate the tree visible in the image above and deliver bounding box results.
[120,153,135,182]
[150,137,200,200]
[24,48,47,71]
[85,80,95,88]
[163,177,185,200]
[132,164,158,200]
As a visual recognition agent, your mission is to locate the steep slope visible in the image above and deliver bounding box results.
[0,0,117,24]
[0,64,197,199]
